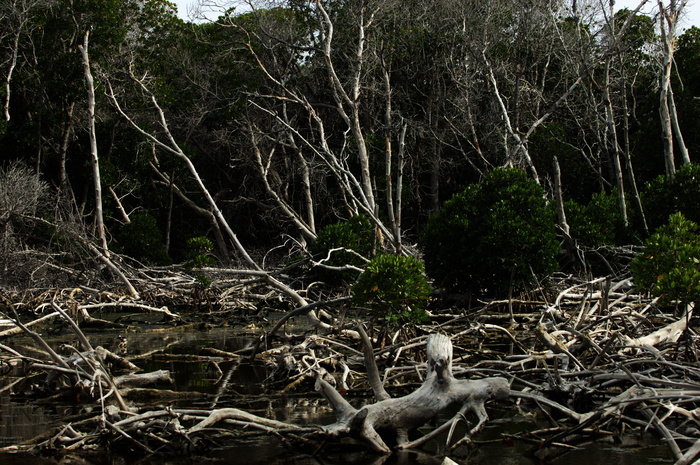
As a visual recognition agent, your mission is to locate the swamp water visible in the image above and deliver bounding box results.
[0,321,675,465]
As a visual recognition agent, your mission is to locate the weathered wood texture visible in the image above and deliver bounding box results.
[316,333,510,452]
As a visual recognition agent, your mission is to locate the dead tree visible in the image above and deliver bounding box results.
[79,29,109,259]
[658,0,691,174]
[315,333,511,453]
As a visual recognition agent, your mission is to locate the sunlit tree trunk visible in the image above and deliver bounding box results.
[658,0,690,175]
[108,71,364,336]
[381,54,397,242]
[1,0,41,122]
[395,121,407,253]
[79,30,109,258]
[150,162,230,262]
[249,129,316,243]
[316,0,376,214]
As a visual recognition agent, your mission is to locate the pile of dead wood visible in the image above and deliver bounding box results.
[0,274,698,465]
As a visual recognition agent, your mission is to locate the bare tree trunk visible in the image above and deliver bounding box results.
[659,24,676,176]
[108,186,131,224]
[3,24,20,122]
[164,169,174,253]
[1,0,39,122]
[484,54,539,181]
[668,86,690,164]
[484,52,584,183]
[395,121,407,253]
[620,67,648,234]
[603,58,628,227]
[58,101,75,194]
[288,134,315,236]
[381,55,397,242]
[79,30,109,258]
[108,74,359,336]
[280,102,316,237]
[116,73,257,269]
[250,131,316,243]
[553,156,580,270]
[238,2,396,248]
[658,0,690,175]
[553,157,569,237]
[316,0,376,213]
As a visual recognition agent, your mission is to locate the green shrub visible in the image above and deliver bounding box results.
[184,236,216,270]
[352,254,431,326]
[565,189,626,246]
[631,212,700,306]
[309,215,374,283]
[420,167,558,296]
[642,163,700,232]
[117,214,171,265]
[563,189,638,275]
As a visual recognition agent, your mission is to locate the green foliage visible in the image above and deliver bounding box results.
[631,213,700,306]
[530,124,593,203]
[565,189,626,246]
[117,214,171,265]
[642,163,700,232]
[352,254,431,326]
[0,0,691,283]
[674,28,700,159]
[309,215,374,283]
[184,236,216,270]
[614,9,656,51]
[421,168,558,296]
[193,273,212,288]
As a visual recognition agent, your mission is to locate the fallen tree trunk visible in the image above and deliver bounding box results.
[114,369,172,388]
[315,333,510,452]
[623,304,694,349]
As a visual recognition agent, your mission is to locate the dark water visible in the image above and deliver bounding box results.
[0,324,676,465]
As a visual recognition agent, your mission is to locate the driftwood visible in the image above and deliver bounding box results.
[316,333,510,453]
[114,369,172,388]
[3,272,700,464]
[0,311,60,337]
[622,303,694,348]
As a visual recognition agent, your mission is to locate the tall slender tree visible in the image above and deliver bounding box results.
[658,0,691,175]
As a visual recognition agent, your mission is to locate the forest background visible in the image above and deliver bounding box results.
[1,0,699,305]
[3,0,700,461]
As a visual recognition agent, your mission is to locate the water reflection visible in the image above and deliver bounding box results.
[0,392,58,448]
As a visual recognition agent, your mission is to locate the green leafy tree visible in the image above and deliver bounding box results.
[116,213,171,265]
[421,168,558,296]
[675,27,700,159]
[352,254,431,326]
[184,236,215,270]
[565,189,629,247]
[642,163,700,232]
[631,212,700,306]
[184,236,215,287]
